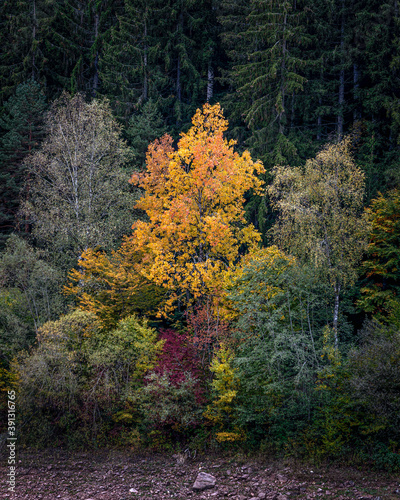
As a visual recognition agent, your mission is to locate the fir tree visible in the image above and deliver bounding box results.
[0,0,52,103]
[126,99,166,169]
[44,0,119,97]
[0,80,47,246]
[100,0,166,120]
[221,0,307,165]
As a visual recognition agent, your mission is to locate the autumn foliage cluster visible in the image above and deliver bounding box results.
[129,104,264,312]
[2,100,400,470]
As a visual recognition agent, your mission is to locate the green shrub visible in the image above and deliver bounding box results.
[14,311,164,447]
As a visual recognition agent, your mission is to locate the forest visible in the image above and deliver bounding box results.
[0,0,399,471]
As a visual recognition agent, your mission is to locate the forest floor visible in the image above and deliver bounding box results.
[1,448,399,500]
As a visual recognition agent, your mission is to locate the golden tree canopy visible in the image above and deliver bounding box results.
[130,103,265,313]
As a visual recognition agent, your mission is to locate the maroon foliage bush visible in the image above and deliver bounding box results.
[153,328,206,404]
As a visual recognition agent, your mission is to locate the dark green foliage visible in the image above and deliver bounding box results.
[42,0,120,97]
[347,321,400,442]
[0,288,33,366]
[220,0,307,165]
[100,0,165,119]
[0,80,47,246]
[298,320,400,469]
[126,99,166,168]
[0,0,52,103]
[0,235,64,340]
[100,0,223,131]
[225,249,329,446]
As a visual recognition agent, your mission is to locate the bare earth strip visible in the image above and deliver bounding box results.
[1,449,399,500]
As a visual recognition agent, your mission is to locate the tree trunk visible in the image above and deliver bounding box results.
[353,63,359,123]
[207,62,214,102]
[176,11,183,103]
[290,92,295,129]
[333,282,341,348]
[337,0,345,140]
[176,56,181,102]
[92,11,100,96]
[317,97,322,141]
[143,20,148,102]
[279,11,288,135]
[32,0,37,79]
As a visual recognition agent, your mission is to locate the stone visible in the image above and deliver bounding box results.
[192,472,217,491]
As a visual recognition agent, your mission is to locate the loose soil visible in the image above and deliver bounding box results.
[1,449,399,499]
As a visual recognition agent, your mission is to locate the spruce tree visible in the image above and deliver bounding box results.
[221,0,307,166]
[100,0,165,120]
[126,99,166,169]
[0,80,47,247]
[43,0,119,97]
[101,0,222,130]
[0,0,52,104]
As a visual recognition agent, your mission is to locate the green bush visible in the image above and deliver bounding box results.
[14,311,164,448]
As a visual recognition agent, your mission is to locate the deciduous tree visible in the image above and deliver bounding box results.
[130,103,264,314]
[269,138,368,346]
[65,237,164,329]
[20,93,136,267]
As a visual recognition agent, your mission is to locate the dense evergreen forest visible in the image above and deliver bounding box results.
[0,0,400,470]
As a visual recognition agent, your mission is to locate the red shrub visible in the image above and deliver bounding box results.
[154,328,205,403]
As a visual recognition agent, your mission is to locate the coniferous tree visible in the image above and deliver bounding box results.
[221,0,307,166]
[0,80,47,247]
[101,0,223,130]
[43,0,119,97]
[100,0,165,119]
[126,99,167,169]
[0,0,52,104]
[353,0,400,197]
[155,0,225,131]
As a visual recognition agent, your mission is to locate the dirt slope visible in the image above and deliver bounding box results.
[1,449,399,500]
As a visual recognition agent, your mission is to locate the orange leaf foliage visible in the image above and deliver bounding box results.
[130,103,265,314]
[65,237,164,329]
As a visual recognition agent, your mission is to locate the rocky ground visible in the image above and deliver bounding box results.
[1,449,399,500]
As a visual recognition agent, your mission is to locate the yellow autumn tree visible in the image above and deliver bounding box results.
[204,343,244,443]
[130,103,265,314]
[65,237,164,330]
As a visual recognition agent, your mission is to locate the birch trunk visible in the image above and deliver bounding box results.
[207,63,214,102]
[333,282,341,348]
